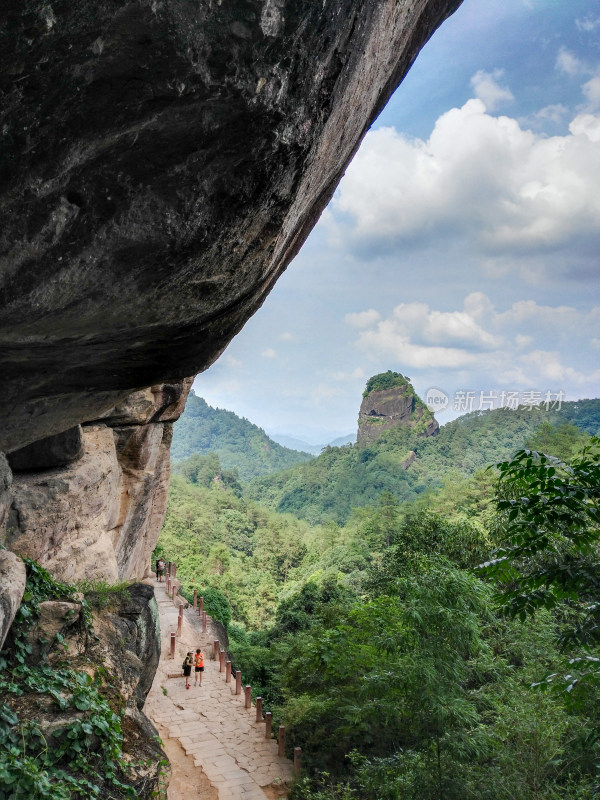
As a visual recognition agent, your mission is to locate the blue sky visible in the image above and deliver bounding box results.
[194,0,600,444]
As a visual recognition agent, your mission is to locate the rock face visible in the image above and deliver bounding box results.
[91,583,161,711]
[357,373,439,447]
[5,378,192,583]
[0,0,462,454]
[1,581,165,797]
[0,550,26,650]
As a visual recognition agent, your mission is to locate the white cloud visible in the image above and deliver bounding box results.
[348,295,600,391]
[582,76,600,110]
[576,15,600,33]
[280,331,297,342]
[223,354,242,368]
[262,348,277,358]
[556,47,585,77]
[471,69,514,111]
[332,101,600,257]
[520,104,568,128]
[515,334,533,348]
[570,113,600,141]
[332,367,365,381]
[345,309,381,328]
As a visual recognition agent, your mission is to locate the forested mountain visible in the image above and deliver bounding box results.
[245,399,600,524]
[171,391,313,481]
[156,430,600,800]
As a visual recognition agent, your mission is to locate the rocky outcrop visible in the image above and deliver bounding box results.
[0,0,462,454]
[357,375,439,447]
[4,378,192,583]
[90,583,161,711]
[1,581,165,798]
[27,599,86,661]
[0,550,26,650]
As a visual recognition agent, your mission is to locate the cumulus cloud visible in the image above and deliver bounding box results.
[332,100,600,257]
[348,294,600,390]
[280,331,298,342]
[471,69,514,110]
[583,76,600,110]
[262,348,277,358]
[520,104,568,128]
[223,354,242,368]
[345,309,381,328]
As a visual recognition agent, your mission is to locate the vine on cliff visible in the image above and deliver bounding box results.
[0,558,139,799]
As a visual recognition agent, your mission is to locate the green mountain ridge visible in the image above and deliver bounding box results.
[245,398,600,524]
[171,391,314,481]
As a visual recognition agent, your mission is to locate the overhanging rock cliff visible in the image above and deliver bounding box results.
[0,0,462,453]
[0,0,463,641]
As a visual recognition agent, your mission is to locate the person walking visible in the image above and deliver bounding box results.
[194,648,204,686]
[156,557,165,582]
[183,651,193,689]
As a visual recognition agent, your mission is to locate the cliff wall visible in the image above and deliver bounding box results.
[5,378,192,585]
[0,0,462,454]
[0,0,462,639]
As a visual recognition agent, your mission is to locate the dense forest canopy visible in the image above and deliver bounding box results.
[246,399,600,524]
[157,394,600,799]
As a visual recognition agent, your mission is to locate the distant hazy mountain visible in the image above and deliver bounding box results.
[171,392,313,481]
[327,434,355,448]
[269,432,355,454]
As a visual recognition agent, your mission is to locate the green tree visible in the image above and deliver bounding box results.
[482,439,600,688]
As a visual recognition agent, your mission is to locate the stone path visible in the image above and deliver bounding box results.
[144,578,293,800]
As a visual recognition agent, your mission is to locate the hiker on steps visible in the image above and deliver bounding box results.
[183,652,193,689]
[194,648,204,687]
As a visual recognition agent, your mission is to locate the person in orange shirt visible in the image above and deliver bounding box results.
[194,648,204,686]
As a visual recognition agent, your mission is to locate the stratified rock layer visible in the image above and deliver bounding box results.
[5,379,192,583]
[0,0,462,453]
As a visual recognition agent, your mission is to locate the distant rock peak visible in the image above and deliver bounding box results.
[357,372,439,447]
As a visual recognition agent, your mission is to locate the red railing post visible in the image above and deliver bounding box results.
[244,685,252,709]
[177,605,183,637]
[225,660,232,682]
[294,747,302,775]
[256,697,263,722]
[235,670,241,695]
[170,632,176,659]
[202,611,207,633]
[265,712,272,739]
[199,596,204,613]
[193,589,197,609]
[172,563,177,578]
[219,649,225,672]
[213,640,219,660]
[278,726,285,757]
